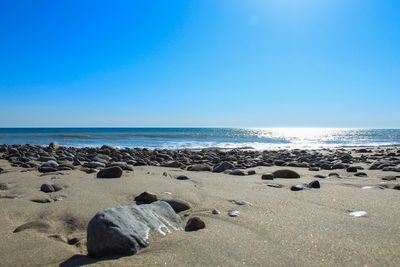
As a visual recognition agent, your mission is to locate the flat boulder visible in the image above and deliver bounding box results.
[273,169,300,179]
[213,162,235,173]
[135,191,158,204]
[87,201,182,258]
[162,199,191,213]
[97,166,123,178]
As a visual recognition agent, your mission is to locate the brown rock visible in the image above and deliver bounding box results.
[185,217,205,232]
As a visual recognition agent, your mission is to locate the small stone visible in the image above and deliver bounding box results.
[382,176,397,181]
[97,166,123,178]
[185,217,205,231]
[40,184,55,193]
[328,172,340,177]
[261,173,274,180]
[273,169,300,179]
[176,175,189,180]
[31,198,53,203]
[135,191,158,204]
[290,184,305,191]
[393,184,400,190]
[346,166,358,173]
[212,208,220,215]
[267,183,283,188]
[314,174,327,179]
[52,184,63,192]
[354,172,367,177]
[308,180,320,189]
[309,167,320,171]
[229,169,246,176]
[228,210,239,217]
[247,170,256,175]
[230,200,252,206]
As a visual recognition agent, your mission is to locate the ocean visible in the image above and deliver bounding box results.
[0,128,399,150]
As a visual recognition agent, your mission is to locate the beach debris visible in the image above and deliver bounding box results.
[96,166,123,178]
[228,210,240,217]
[162,199,191,213]
[87,201,182,258]
[349,211,367,217]
[261,173,274,180]
[230,200,252,206]
[273,169,300,179]
[135,191,158,204]
[185,217,206,232]
[212,208,221,215]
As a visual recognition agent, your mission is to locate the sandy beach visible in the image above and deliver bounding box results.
[0,145,399,266]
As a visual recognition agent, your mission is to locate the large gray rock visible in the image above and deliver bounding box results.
[87,201,182,258]
[97,166,123,178]
[213,162,235,173]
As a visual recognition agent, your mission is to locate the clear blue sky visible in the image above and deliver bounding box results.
[0,0,399,127]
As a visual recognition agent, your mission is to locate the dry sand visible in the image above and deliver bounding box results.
[0,158,399,266]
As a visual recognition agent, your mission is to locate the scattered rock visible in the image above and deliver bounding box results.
[87,201,182,258]
[261,173,274,180]
[176,175,189,180]
[290,184,305,191]
[267,183,283,188]
[135,191,158,204]
[346,166,358,173]
[162,199,191,213]
[229,169,246,176]
[273,169,300,179]
[314,174,327,179]
[228,210,239,217]
[185,217,205,232]
[97,166,123,178]
[212,208,220,215]
[308,180,320,189]
[40,184,55,193]
[354,172,367,177]
[329,172,340,177]
[213,162,235,173]
[393,184,400,190]
[230,200,252,206]
[31,198,53,203]
[52,184,63,192]
[309,167,320,171]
